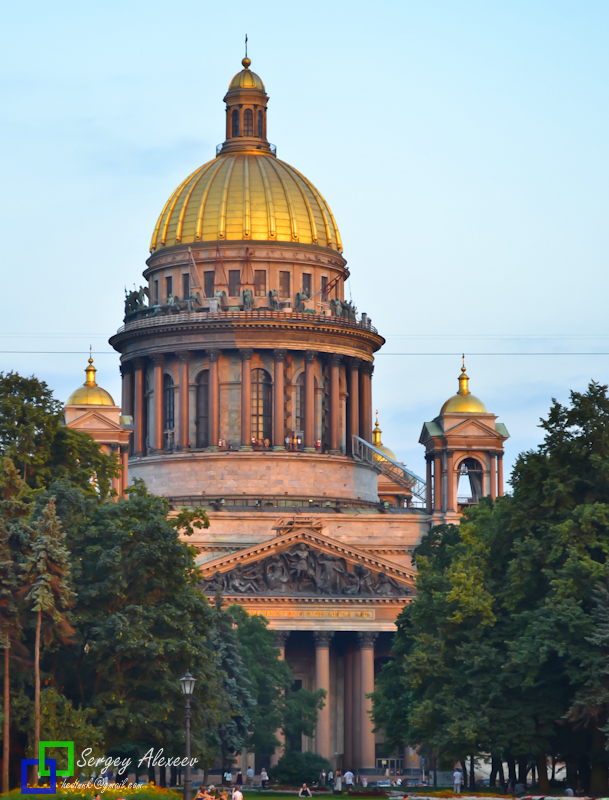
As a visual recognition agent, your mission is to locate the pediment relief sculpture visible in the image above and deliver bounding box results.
[199,543,412,597]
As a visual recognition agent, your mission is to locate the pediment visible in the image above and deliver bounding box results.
[66,411,123,432]
[199,527,415,599]
[443,418,504,438]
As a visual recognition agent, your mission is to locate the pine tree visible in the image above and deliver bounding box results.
[21,498,74,784]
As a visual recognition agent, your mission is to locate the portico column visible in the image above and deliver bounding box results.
[133,358,145,455]
[348,358,361,454]
[352,634,362,768]
[329,354,341,454]
[490,454,497,500]
[152,354,164,452]
[343,647,354,769]
[359,362,373,443]
[498,454,504,497]
[304,350,316,452]
[314,631,334,761]
[273,350,286,450]
[240,349,253,450]
[271,631,290,767]
[434,455,442,512]
[177,351,190,450]
[358,632,378,770]
[426,458,432,514]
[207,349,220,450]
[447,451,455,511]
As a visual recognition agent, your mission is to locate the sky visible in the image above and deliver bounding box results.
[0,0,608,483]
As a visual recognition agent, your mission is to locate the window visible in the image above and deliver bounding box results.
[279,271,290,299]
[244,108,253,136]
[321,276,328,298]
[251,369,272,443]
[302,273,312,297]
[153,279,159,305]
[295,373,305,431]
[204,271,214,298]
[182,273,190,299]
[165,276,173,300]
[254,270,266,297]
[196,371,209,448]
[163,374,174,450]
[257,110,263,137]
[232,109,239,137]
[229,270,240,297]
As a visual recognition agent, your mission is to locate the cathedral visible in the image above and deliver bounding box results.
[65,57,509,776]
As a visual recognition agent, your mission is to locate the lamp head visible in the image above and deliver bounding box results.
[180,669,197,695]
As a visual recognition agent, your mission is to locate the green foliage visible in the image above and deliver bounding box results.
[283,684,325,747]
[36,686,104,766]
[372,382,609,792]
[269,750,330,785]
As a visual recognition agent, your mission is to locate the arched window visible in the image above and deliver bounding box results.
[163,374,175,450]
[232,109,240,137]
[244,108,253,136]
[257,110,263,137]
[457,457,484,504]
[251,368,272,444]
[196,371,209,448]
[295,373,305,432]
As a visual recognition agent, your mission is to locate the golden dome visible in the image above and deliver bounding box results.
[372,411,398,462]
[440,360,487,414]
[229,58,265,91]
[66,357,115,407]
[150,152,343,252]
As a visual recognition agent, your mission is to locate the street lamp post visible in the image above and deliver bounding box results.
[180,670,197,800]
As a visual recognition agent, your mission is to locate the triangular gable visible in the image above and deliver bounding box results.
[199,528,416,599]
[442,417,506,439]
[66,410,123,433]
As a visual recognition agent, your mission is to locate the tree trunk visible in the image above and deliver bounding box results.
[460,760,468,788]
[490,756,498,786]
[590,727,608,795]
[507,756,516,787]
[537,752,548,793]
[34,610,41,786]
[517,757,527,785]
[470,756,476,790]
[2,647,9,793]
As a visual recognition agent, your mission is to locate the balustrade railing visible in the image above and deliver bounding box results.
[352,435,427,506]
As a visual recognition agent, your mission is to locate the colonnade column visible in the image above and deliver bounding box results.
[177,351,190,450]
[426,458,432,514]
[273,350,286,450]
[358,632,378,770]
[270,631,290,767]
[490,454,497,500]
[434,455,442,512]
[133,357,145,455]
[152,354,164,452]
[207,349,220,450]
[120,364,133,417]
[120,446,129,495]
[314,631,333,761]
[304,350,316,452]
[240,349,253,450]
[329,354,341,454]
[348,358,360,454]
[343,647,354,768]
[447,451,455,511]
[359,362,373,443]
[352,635,361,767]
[498,454,504,496]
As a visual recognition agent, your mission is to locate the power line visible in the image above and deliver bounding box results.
[378,353,609,356]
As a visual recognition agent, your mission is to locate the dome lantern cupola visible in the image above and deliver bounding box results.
[66,353,115,407]
[220,56,272,156]
[440,357,487,414]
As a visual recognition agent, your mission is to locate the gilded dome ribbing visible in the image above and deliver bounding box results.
[150,153,343,252]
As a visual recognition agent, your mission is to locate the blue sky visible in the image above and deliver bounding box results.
[1,0,608,482]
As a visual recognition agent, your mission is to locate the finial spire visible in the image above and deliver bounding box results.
[458,355,470,396]
[84,348,97,387]
[242,34,251,68]
[373,410,382,446]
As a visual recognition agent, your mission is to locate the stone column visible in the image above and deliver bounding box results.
[434,455,442,512]
[348,358,361,454]
[426,458,432,514]
[359,362,373,443]
[304,350,317,452]
[240,349,253,450]
[152,354,164,453]
[447,451,455,511]
[343,647,354,769]
[358,632,378,770]
[498,454,504,497]
[120,364,133,416]
[314,631,334,761]
[329,354,341,454]
[490,454,497,500]
[352,635,361,768]
[273,350,286,450]
[121,446,129,496]
[177,351,190,450]
[270,631,290,767]
[133,358,145,455]
[207,349,220,450]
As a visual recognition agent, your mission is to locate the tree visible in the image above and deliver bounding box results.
[20,499,74,783]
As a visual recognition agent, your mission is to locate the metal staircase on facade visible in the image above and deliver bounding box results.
[351,435,427,506]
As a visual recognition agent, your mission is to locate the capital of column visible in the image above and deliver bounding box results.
[176,350,191,363]
[274,631,291,648]
[273,349,287,362]
[357,631,378,649]
[133,356,145,370]
[152,354,165,367]
[328,353,342,366]
[207,349,220,362]
[360,361,374,377]
[349,357,362,370]
[305,350,317,364]
[240,348,253,361]
[313,631,335,648]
